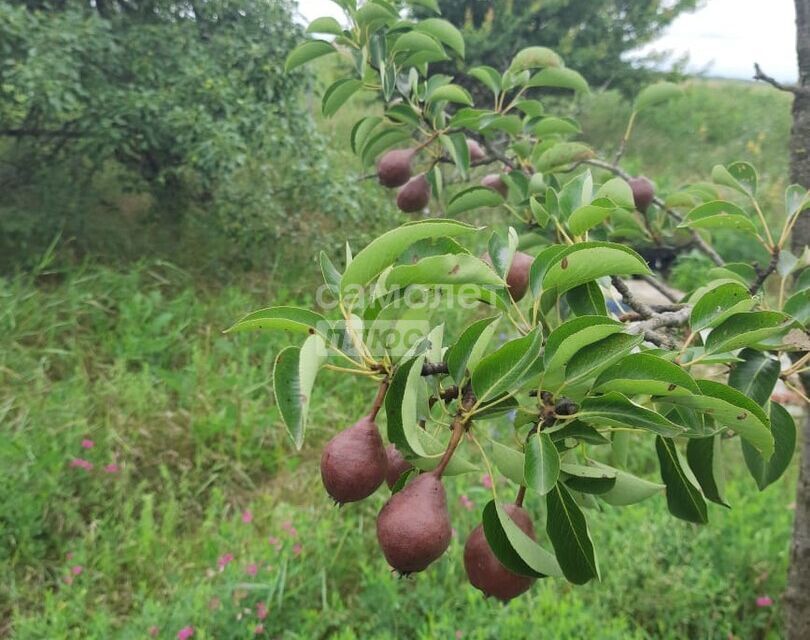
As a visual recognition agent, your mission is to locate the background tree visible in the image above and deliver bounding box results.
[0,0,384,268]
[416,0,702,94]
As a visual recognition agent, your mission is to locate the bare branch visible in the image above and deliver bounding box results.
[753,63,808,95]
[749,247,781,295]
[611,276,654,319]
[640,274,681,302]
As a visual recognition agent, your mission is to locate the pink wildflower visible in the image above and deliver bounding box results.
[81,439,95,449]
[254,624,265,635]
[481,474,493,489]
[242,509,253,524]
[70,458,93,471]
[246,563,258,577]
[756,596,774,607]
[268,536,282,550]
[256,602,268,620]
[104,463,119,474]
[459,495,474,511]
[149,627,159,637]
[71,565,83,576]
[292,543,302,556]
[281,521,298,538]
[217,553,234,569]
[177,626,194,640]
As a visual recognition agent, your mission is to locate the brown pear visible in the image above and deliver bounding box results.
[385,444,413,489]
[467,138,486,162]
[376,472,451,573]
[483,251,533,302]
[463,504,536,601]
[320,415,387,504]
[628,176,655,213]
[377,148,415,188]
[396,174,431,213]
[481,173,508,198]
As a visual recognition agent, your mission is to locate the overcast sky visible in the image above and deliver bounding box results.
[295,0,799,82]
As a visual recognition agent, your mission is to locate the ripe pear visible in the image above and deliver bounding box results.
[481,173,508,198]
[385,444,413,489]
[463,504,536,601]
[628,176,655,213]
[483,251,533,302]
[377,148,415,188]
[320,415,387,504]
[396,174,431,213]
[376,472,451,573]
[467,138,486,162]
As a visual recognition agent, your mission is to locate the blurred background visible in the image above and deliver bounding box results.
[0,1,800,638]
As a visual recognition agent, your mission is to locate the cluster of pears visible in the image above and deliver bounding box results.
[377,138,511,216]
[319,410,537,600]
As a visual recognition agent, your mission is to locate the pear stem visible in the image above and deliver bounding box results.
[515,485,526,507]
[368,379,390,421]
[433,415,465,479]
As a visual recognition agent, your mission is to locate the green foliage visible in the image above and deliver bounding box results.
[415,0,701,95]
[236,3,809,595]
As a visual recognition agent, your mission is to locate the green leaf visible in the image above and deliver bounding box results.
[320,251,342,294]
[655,436,708,524]
[634,82,682,112]
[341,220,477,292]
[384,253,503,289]
[712,161,758,197]
[447,185,504,215]
[509,47,563,72]
[728,348,781,406]
[482,501,562,578]
[360,127,412,167]
[472,327,543,403]
[579,392,685,437]
[226,306,327,335]
[679,200,759,234]
[658,379,773,459]
[407,0,440,13]
[690,281,756,331]
[543,316,624,382]
[686,435,729,507]
[439,132,470,177]
[548,420,610,445]
[786,184,810,218]
[546,483,599,584]
[533,116,581,137]
[596,463,665,506]
[446,316,499,383]
[525,433,560,496]
[535,142,594,173]
[428,83,473,105]
[565,282,607,317]
[527,67,589,93]
[593,352,700,397]
[785,288,810,327]
[557,171,594,218]
[742,402,796,490]
[306,16,344,36]
[392,30,446,58]
[595,178,635,209]
[489,440,525,485]
[350,116,382,154]
[468,65,502,96]
[479,114,523,135]
[542,242,651,296]
[705,311,791,354]
[285,40,336,72]
[561,463,616,494]
[415,18,465,57]
[568,200,618,236]
[322,78,363,117]
[273,334,327,449]
[356,2,397,28]
[564,333,645,388]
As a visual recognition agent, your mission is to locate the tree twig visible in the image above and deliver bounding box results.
[753,63,808,95]
[749,247,781,295]
[612,276,654,318]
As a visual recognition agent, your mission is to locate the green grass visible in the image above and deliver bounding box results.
[0,78,799,639]
[0,261,796,639]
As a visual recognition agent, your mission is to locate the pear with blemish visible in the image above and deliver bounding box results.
[628,176,655,213]
[481,173,508,198]
[377,148,415,188]
[397,174,431,212]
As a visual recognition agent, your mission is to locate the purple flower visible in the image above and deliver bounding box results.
[756,596,773,608]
